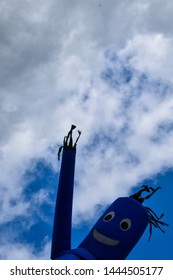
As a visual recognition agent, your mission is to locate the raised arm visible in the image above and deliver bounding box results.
[51,125,81,259]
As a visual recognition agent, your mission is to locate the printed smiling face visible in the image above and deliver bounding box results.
[79,197,149,260]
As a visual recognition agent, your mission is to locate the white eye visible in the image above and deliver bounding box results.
[120,218,132,231]
[103,211,115,222]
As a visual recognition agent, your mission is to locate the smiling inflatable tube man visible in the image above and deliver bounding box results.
[51,125,168,260]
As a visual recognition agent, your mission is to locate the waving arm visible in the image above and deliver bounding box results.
[51,125,81,259]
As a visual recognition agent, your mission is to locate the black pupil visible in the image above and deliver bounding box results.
[121,221,129,230]
[104,214,112,221]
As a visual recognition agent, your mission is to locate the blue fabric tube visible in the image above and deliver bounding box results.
[51,148,76,259]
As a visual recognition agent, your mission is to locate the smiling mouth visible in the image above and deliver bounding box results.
[93,229,120,246]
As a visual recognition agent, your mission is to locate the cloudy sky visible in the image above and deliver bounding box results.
[0,0,173,259]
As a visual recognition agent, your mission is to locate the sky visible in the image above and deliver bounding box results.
[0,0,173,259]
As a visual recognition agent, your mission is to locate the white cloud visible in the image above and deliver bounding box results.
[0,240,51,260]
[0,0,173,258]
[119,33,173,82]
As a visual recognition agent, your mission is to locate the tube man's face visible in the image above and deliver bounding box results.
[79,197,148,260]
[93,210,131,246]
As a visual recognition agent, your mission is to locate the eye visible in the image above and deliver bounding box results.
[103,211,115,222]
[120,218,132,231]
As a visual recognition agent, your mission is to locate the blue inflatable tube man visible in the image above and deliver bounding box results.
[51,125,168,260]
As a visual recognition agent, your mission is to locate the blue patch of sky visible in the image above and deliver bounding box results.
[90,132,115,148]
[101,49,173,101]
[151,121,173,144]
[151,79,173,100]
[23,158,57,201]
[127,170,173,259]
[17,159,59,251]
[101,57,134,88]
[0,215,50,253]
[21,220,51,252]
[72,226,90,248]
